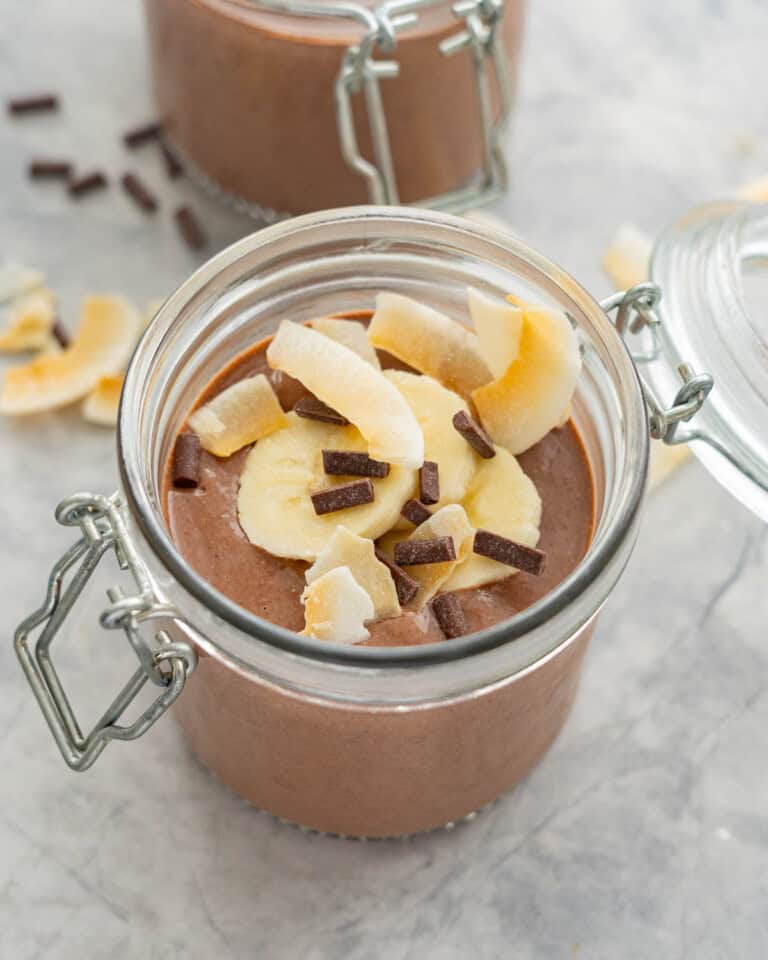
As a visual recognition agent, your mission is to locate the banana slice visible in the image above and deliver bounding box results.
[238,412,417,561]
[389,504,474,608]
[368,292,492,399]
[0,261,44,303]
[472,307,581,455]
[82,373,124,426]
[442,448,541,591]
[0,289,56,353]
[267,321,423,468]
[601,223,652,290]
[306,525,400,620]
[384,370,477,529]
[309,316,381,369]
[468,287,523,379]
[189,374,288,457]
[301,566,374,645]
[0,296,141,415]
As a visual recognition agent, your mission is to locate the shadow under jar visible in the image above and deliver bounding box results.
[143,0,524,216]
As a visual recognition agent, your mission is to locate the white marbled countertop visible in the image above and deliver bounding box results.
[2,1,768,957]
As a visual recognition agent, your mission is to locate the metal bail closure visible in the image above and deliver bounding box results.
[14,492,197,772]
[601,283,714,445]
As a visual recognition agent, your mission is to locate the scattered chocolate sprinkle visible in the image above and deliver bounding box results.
[419,460,440,505]
[172,433,201,489]
[473,529,546,575]
[452,410,496,459]
[161,142,184,179]
[394,536,456,566]
[375,550,419,606]
[28,159,71,180]
[400,499,431,526]
[294,396,349,425]
[123,121,162,148]
[311,479,374,515]
[8,94,59,115]
[322,449,390,479]
[122,172,158,212]
[51,320,70,349]
[431,592,467,639]
[174,205,207,250]
[68,171,108,197]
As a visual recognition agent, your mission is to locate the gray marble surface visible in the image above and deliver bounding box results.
[2,1,768,957]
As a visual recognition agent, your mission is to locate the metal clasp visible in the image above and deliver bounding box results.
[14,492,197,771]
[601,283,714,445]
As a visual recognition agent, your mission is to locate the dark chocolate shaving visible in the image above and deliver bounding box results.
[68,171,108,197]
[28,159,71,180]
[172,433,201,489]
[294,396,349,425]
[8,94,59,115]
[452,410,496,459]
[311,479,374,515]
[394,536,456,566]
[431,592,467,639]
[473,529,546,575]
[375,550,419,606]
[51,320,70,350]
[121,172,158,212]
[322,450,390,479]
[123,122,162,148]
[419,460,440,504]
[161,142,184,179]
[174,205,207,250]
[400,499,431,526]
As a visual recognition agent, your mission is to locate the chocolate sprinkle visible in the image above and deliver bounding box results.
[122,172,158,212]
[8,94,59,115]
[294,396,349,425]
[452,410,496,459]
[375,550,419,606]
[311,479,374,515]
[161,142,184,179]
[51,320,70,350]
[394,536,456,566]
[172,433,201,489]
[28,159,71,180]
[175,205,207,250]
[322,450,390,479]
[123,122,162,148]
[400,499,431,526]
[473,529,546,575]
[431,592,467,639]
[68,171,108,197]
[419,460,440,505]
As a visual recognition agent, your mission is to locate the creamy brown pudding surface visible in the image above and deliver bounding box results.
[165,311,594,647]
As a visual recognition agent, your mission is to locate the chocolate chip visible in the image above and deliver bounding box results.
[311,479,374,515]
[375,550,419,606]
[431,592,467,639]
[294,396,349,425]
[172,433,201,489]
[452,410,495,459]
[419,460,440,505]
[394,536,456,566]
[473,529,546,575]
[28,159,72,180]
[68,171,108,197]
[8,94,59,115]
[121,172,158,213]
[400,499,431,526]
[175,205,207,250]
[123,122,162,148]
[161,142,184,179]
[322,450,390,479]
[51,320,70,349]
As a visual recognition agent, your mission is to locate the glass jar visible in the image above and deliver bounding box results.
[143,0,524,217]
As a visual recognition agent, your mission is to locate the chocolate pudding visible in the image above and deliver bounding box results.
[144,0,526,214]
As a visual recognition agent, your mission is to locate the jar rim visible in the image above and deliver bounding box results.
[119,206,648,670]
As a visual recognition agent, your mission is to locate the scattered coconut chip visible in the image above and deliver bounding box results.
[81,373,124,426]
[0,261,45,303]
[0,295,141,415]
[306,526,401,620]
[188,374,288,457]
[301,565,374,645]
[395,503,474,608]
[0,289,56,353]
[468,287,524,379]
[309,316,381,369]
[601,223,652,290]
[368,292,492,399]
